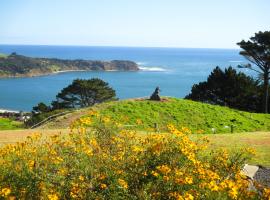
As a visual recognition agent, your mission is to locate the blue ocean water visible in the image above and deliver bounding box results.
[0,45,247,111]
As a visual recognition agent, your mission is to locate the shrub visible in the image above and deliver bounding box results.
[0,116,269,199]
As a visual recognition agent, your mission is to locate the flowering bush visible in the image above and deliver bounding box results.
[0,115,269,199]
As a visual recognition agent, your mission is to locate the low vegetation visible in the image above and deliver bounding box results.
[0,117,23,130]
[80,98,270,134]
[0,117,269,199]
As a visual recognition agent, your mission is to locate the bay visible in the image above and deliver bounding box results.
[0,45,246,111]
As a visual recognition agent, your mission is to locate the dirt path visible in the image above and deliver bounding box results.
[38,108,90,129]
[0,129,69,146]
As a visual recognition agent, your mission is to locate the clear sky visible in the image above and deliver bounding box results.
[0,0,269,48]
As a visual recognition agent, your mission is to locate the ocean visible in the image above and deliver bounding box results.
[0,45,247,111]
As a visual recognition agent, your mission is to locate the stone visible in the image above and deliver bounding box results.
[150,87,161,101]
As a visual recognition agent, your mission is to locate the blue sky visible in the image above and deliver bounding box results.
[0,0,269,48]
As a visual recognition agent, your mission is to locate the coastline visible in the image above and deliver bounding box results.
[0,69,139,79]
[52,69,88,74]
[0,109,20,113]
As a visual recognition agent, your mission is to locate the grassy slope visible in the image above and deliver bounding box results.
[0,118,23,130]
[86,98,270,134]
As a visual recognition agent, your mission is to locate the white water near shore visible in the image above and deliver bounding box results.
[53,70,88,74]
[138,66,167,72]
[0,109,20,113]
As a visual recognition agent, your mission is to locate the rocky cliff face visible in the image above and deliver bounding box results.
[0,53,139,77]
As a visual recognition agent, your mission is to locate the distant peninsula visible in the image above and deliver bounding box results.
[0,53,139,78]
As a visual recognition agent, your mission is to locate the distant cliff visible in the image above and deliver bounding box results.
[0,53,139,77]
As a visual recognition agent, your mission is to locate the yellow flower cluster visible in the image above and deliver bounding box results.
[0,188,11,197]
[0,118,267,199]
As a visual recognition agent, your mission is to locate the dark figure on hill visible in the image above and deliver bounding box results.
[150,87,161,101]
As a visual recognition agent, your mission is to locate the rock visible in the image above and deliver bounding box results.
[242,164,259,179]
[242,164,270,188]
[150,87,161,101]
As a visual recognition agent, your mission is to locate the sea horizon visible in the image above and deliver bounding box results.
[0,44,241,51]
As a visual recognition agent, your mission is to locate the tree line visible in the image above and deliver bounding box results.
[187,31,270,113]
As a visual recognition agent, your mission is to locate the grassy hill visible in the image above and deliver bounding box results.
[78,97,270,134]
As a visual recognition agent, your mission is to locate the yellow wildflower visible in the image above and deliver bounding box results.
[184,193,194,200]
[263,188,270,199]
[151,170,159,177]
[208,181,219,191]
[229,186,238,199]
[156,165,171,174]
[47,194,59,200]
[118,179,128,189]
[163,176,170,181]
[79,175,85,181]
[100,183,107,189]
[185,177,193,184]
[28,160,35,170]
[0,188,11,197]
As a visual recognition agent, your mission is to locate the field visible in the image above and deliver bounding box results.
[192,132,270,166]
[0,117,23,130]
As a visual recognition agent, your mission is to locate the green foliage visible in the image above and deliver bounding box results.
[32,102,51,113]
[237,31,270,113]
[52,78,116,109]
[83,98,270,133]
[185,66,262,112]
[0,118,23,130]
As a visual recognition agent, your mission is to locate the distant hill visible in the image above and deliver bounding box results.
[41,97,270,133]
[0,52,139,77]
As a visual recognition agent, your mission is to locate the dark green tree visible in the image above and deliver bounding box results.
[32,102,51,113]
[185,67,262,112]
[52,78,116,109]
[237,31,270,113]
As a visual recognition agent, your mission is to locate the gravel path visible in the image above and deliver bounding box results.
[254,166,270,187]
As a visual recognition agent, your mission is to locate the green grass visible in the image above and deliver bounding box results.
[85,97,270,134]
[191,132,270,166]
[0,53,7,58]
[0,118,24,130]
